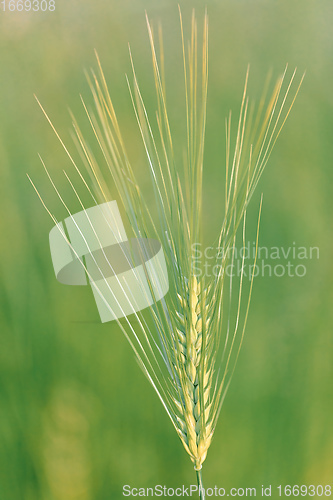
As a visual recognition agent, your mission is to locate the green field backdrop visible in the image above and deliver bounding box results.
[0,1,332,499]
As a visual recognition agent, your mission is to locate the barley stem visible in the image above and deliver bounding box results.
[196,468,205,500]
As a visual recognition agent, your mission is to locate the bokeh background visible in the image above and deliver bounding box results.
[0,1,332,498]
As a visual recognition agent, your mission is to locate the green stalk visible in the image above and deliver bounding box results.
[196,468,205,500]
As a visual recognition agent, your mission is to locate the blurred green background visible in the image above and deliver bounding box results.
[0,0,332,498]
